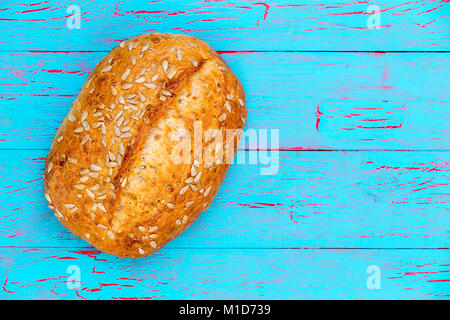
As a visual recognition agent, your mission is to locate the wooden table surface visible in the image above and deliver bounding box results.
[0,0,449,299]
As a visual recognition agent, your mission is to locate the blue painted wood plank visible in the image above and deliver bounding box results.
[1,150,448,249]
[0,248,448,299]
[1,0,448,51]
[1,52,449,150]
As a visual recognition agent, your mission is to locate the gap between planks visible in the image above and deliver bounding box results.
[3,50,450,54]
[1,149,449,152]
[0,247,447,250]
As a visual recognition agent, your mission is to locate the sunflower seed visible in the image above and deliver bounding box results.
[204,186,212,197]
[111,85,117,96]
[106,161,118,168]
[162,60,169,72]
[86,188,95,199]
[194,171,202,183]
[101,65,112,73]
[142,42,150,52]
[81,111,88,122]
[218,113,227,122]
[143,83,156,89]
[92,121,103,128]
[135,76,146,83]
[167,69,176,79]
[85,77,92,88]
[176,49,182,61]
[193,159,200,168]
[204,162,213,169]
[185,200,194,208]
[82,120,90,131]
[185,177,194,184]
[215,142,222,155]
[89,172,99,178]
[121,176,127,187]
[167,203,175,209]
[81,134,90,145]
[90,164,102,171]
[114,110,124,121]
[121,132,132,139]
[179,185,189,195]
[114,126,121,137]
[74,184,85,190]
[127,98,138,104]
[97,203,107,212]
[122,83,133,90]
[224,100,232,113]
[121,68,130,81]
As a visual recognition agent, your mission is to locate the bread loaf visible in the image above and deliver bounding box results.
[44,33,246,258]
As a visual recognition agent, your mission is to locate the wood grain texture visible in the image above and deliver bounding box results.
[0,248,448,299]
[1,0,448,51]
[1,150,448,249]
[1,51,449,150]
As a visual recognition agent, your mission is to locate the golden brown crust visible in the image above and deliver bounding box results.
[43,33,246,258]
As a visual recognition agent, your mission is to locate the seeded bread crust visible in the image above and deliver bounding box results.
[44,33,246,258]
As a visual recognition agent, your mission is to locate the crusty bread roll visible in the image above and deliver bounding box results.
[44,33,246,258]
